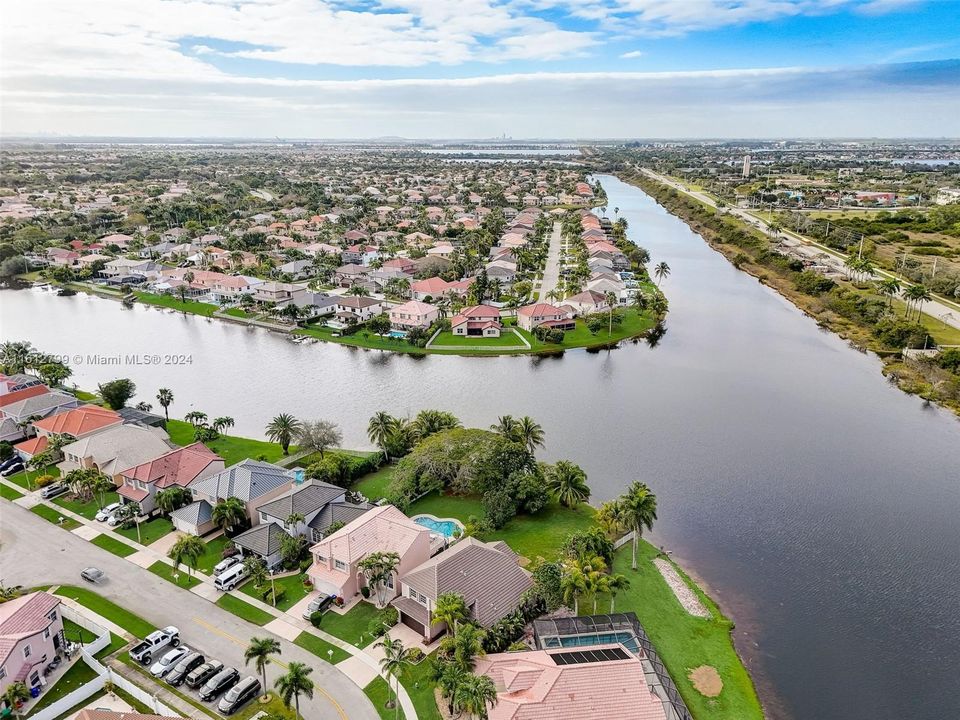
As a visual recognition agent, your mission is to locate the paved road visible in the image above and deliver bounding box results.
[0,502,378,720]
[540,221,564,300]
[639,167,960,333]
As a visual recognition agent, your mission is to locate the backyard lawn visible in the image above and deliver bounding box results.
[31,504,81,530]
[238,573,308,612]
[133,291,219,317]
[62,618,97,644]
[320,601,382,647]
[53,491,120,520]
[94,632,129,661]
[352,464,395,500]
[429,329,527,347]
[54,585,156,637]
[514,308,656,352]
[91,533,136,557]
[166,419,292,465]
[27,659,98,714]
[215,593,275,626]
[294,630,351,664]
[114,516,174,545]
[148,560,202,589]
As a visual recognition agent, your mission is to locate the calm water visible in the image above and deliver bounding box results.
[4,175,960,720]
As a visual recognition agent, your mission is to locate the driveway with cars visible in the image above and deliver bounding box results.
[0,501,378,720]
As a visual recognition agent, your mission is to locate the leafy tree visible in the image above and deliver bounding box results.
[562,527,615,566]
[358,551,400,608]
[245,637,281,701]
[2,681,31,718]
[98,378,136,409]
[367,313,392,338]
[295,420,342,458]
[265,413,302,455]
[37,362,71,387]
[544,461,590,508]
[275,661,314,720]
[244,556,268,588]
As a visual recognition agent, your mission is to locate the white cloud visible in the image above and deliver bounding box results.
[620,50,645,58]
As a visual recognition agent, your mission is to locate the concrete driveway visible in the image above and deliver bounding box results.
[0,502,378,720]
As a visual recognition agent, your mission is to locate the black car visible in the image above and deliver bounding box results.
[185,660,223,689]
[198,667,239,701]
[217,676,262,715]
[0,457,21,472]
[41,483,70,499]
[166,652,205,687]
[0,461,25,477]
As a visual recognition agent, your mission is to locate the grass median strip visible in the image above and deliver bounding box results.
[148,560,202,589]
[293,631,350,664]
[216,593,275,626]
[31,504,81,530]
[0,483,23,500]
[91,533,137,557]
[365,676,405,720]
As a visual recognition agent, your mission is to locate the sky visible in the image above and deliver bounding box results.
[2,0,959,139]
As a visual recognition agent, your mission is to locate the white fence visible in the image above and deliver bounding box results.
[613,530,636,550]
[61,605,112,656]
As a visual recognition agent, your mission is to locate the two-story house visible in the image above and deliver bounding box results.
[389,300,439,330]
[334,296,383,323]
[118,442,224,516]
[450,305,502,337]
[252,281,310,309]
[0,592,64,699]
[15,404,122,461]
[59,424,174,486]
[516,302,576,332]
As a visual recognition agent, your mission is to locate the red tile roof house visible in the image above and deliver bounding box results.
[392,538,532,642]
[389,300,439,330]
[307,505,432,603]
[450,305,503,338]
[475,644,667,720]
[410,276,453,302]
[0,592,65,700]
[564,290,611,317]
[118,443,225,515]
[14,404,123,461]
[516,303,576,332]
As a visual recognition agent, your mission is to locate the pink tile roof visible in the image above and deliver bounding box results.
[309,505,429,565]
[32,404,121,436]
[390,300,437,316]
[411,277,451,294]
[476,645,666,720]
[121,442,222,489]
[0,592,61,666]
[0,385,49,408]
[517,302,564,318]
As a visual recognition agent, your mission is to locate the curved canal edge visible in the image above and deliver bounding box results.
[621,171,960,419]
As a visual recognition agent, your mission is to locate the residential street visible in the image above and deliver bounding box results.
[539,221,564,300]
[0,502,378,720]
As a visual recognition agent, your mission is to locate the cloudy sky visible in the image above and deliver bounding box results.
[2,0,958,138]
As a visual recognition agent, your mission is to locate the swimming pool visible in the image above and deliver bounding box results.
[541,631,640,653]
[412,515,463,537]
[387,330,408,339]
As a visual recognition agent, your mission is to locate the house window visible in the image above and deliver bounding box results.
[47,610,57,622]
[386,575,394,589]
[418,592,427,603]
[43,628,50,640]
[23,645,31,658]
[408,587,417,599]
[334,559,346,571]
[260,512,268,524]
[0,667,6,680]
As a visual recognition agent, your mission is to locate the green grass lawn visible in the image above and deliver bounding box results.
[134,291,219,317]
[166,419,292,464]
[223,307,255,318]
[195,534,231,574]
[0,483,24,500]
[93,632,129,661]
[352,464,395,500]
[31,504,81,530]
[513,309,655,352]
[215,593,275,626]
[401,657,441,720]
[114,516,174,545]
[73,389,100,403]
[296,324,427,353]
[365,676,405,720]
[54,586,156,638]
[294,630,351,664]
[430,330,527,347]
[148,560,202,589]
[238,573,308,612]
[610,542,762,720]
[91,533,136,557]
[27,658,98,713]
[62,618,98,644]
[320,601,382,647]
[6,465,60,490]
[234,692,296,720]
[53,491,120,520]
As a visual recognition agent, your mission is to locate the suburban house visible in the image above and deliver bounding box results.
[0,391,81,435]
[59,424,175,485]
[410,277,453,302]
[118,442,225,515]
[333,264,369,287]
[173,459,295,535]
[0,592,64,699]
[389,300,439,330]
[475,644,667,720]
[392,538,532,641]
[450,305,502,337]
[307,505,432,601]
[334,296,383,322]
[564,290,611,316]
[252,281,310,308]
[14,404,123,460]
[517,303,576,332]
[0,374,44,396]
[252,479,372,543]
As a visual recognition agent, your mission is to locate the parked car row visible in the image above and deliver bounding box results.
[138,630,261,715]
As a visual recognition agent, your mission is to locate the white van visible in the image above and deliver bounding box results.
[214,563,247,591]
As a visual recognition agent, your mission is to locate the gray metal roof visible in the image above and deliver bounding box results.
[257,481,345,520]
[232,521,291,557]
[307,501,373,534]
[189,459,293,502]
[170,499,213,525]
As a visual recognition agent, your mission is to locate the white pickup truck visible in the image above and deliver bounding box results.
[130,626,181,665]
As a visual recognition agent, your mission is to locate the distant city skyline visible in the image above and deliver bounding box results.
[2,0,959,138]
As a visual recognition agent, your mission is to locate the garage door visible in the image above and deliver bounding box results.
[400,613,425,636]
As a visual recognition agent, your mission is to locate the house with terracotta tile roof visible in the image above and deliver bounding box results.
[389,300,439,330]
[0,591,64,698]
[516,303,576,332]
[392,538,532,641]
[450,305,502,337]
[476,644,667,720]
[307,505,431,601]
[410,276,453,302]
[118,442,224,515]
[59,424,175,485]
[0,384,49,410]
[31,404,122,441]
[0,374,44,396]
[0,391,80,443]
[564,290,611,316]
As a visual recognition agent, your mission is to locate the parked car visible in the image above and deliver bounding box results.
[212,556,241,577]
[130,626,180,665]
[80,567,105,584]
[301,594,337,619]
[185,660,223,689]
[217,676,261,715]
[198,667,240,701]
[213,563,247,591]
[0,457,22,472]
[0,461,25,477]
[41,483,70,499]
[95,502,123,521]
[150,645,191,677]
[166,652,205,687]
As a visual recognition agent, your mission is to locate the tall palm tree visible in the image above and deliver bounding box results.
[437,661,469,716]
[433,592,469,636]
[212,416,235,434]
[453,673,498,720]
[490,415,517,439]
[876,278,901,309]
[367,411,398,460]
[168,535,206,582]
[184,410,207,427]
[545,461,590,508]
[653,261,671,287]
[156,487,192,516]
[376,634,413,720]
[607,573,630,612]
[621,481,658,571]
[596,499,626,536]
[245,637,281,701]
[560,560,587,614]
[514,416,545,454]
[156,388,174,421]
[605,291,618,335]
[265,413,302,455]
[275,661,314,720]
[905,284,932,322]
[212,496,247,535]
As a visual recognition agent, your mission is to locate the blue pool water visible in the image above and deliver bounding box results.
[542,632,640,653]
[387,330,407,338]
[413,516,460,537]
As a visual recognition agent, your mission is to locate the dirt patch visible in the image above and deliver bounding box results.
[689,665,723,697]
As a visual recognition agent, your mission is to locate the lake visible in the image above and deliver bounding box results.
[4,174,959,720]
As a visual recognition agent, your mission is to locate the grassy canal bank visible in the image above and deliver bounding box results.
[623,171,960,418]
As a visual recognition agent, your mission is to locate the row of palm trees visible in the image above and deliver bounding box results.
[243,637,315,720]
[560,552,630,616]
[366,409,463,460]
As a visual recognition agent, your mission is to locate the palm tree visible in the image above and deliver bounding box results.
[653,261,671,287]
[2,681,30,718]
[453,673,498,720]
[513,416,545,454]
[437,661,469,716]
[212,496,247,535]
[560,560,587,614]
[605,291,618,335]
[607,573,630,612]
[596,499,626,536]
[367,411,398,460]
[905,284,932,322]
[265,413,302,455]
[168,535,206,583]
[620,481,658,571]
[212,416,235,434]
[433,592,469,636]
[244,556,268,588]
[275,661,314,720]
[184,410,207,427]
[89,471,115,510]
[445,623,486,670]
[155,487,191,516]
[490,415,517,439]
[156,388,174,421]
[376,634,413,720]
[545,461,590,508]
[245,637,281,701]
[876,278,901,308]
